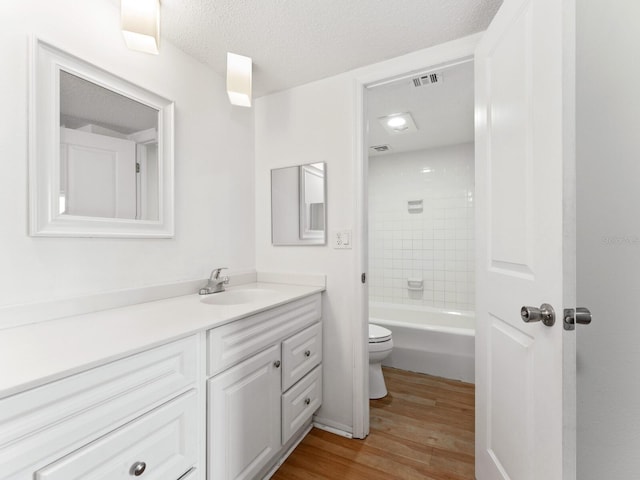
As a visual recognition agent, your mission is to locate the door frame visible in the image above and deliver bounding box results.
[351,33,483,438]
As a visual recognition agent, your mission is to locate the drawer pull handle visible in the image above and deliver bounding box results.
[274,360,281,368]
[304,350,311,358]
[130,461,147,476]
[304,397,311,406]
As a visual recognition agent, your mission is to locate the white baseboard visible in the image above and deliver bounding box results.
[262,417,352,479]
[312,417,353,439]
[262,424,313,480]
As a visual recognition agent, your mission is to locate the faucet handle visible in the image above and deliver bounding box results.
[209,267,228,280]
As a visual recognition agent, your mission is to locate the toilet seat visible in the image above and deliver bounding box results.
[369,324,392,343]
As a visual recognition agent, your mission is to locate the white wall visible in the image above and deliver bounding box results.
[255,74,357,432]
[577,1,640,478]
[0,0,255,307]
[369,143,475,311]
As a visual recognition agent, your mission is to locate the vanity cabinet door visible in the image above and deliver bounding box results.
[208,345,281,480]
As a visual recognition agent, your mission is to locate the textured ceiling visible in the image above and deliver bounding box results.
[60,71,157,134]
[367,60,474,156]
[160,0,502,97]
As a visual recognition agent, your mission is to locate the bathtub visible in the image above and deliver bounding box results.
[369,302,475,383]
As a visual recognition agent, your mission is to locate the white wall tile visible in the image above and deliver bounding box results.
[368,143,474,311]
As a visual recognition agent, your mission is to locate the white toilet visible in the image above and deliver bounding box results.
[368,324,393,399]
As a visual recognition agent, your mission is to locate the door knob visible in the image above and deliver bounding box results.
[521,304,556,327]
[563,307,592,331]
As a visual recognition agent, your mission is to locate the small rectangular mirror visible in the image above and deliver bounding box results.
[30,39,174,237]
[271,162,326,245]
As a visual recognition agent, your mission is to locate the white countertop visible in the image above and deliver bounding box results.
[0,282,323,399]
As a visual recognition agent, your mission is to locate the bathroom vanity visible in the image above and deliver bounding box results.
[0,283,323,480]
[207,293,322,479]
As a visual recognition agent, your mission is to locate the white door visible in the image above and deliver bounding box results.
[60,127,137,219]
[207,345,282,480]
[475,0,575,478]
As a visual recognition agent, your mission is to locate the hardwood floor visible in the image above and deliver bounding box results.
[272,367,475,480]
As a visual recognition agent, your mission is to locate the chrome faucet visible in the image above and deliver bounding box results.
[199,267,230,295]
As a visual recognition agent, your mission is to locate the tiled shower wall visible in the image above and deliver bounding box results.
[368,142,475,311]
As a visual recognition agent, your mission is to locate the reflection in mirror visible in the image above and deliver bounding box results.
[30,39,174,237]
[271,162,326,245]
[59,71,159,220]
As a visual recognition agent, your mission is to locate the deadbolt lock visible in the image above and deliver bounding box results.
[563,307,592,331]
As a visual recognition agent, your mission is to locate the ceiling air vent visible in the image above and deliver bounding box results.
[412,72,442,87]
[370,144,391,153]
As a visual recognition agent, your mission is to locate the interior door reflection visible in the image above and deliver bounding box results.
[59,70,159,220]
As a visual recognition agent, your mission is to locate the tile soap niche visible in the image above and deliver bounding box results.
[407,199,423,214]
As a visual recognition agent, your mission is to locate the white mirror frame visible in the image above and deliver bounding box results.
[29,38,175,238]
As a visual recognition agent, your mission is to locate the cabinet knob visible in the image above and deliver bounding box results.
[304,350,311,358]
[304,397,311,405]
[273,360,281,368]
[130,461,146,476]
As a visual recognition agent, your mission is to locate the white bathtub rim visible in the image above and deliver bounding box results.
[369,301,474,318]
[370,316,475,337]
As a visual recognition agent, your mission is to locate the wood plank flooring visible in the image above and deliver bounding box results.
[272,367,475,480]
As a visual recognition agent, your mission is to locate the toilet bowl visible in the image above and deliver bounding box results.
[369,324,393,399]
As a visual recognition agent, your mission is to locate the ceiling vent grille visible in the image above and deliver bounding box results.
[370,144,391,153]
[412,72,442,87]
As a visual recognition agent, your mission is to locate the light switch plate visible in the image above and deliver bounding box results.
[333,230,352,249]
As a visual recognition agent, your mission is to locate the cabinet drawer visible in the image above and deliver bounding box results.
[0,335,198,478]
[35,390,198,480]
[281,322,322,391]
[207,293,321,376]
[281,366,322,444]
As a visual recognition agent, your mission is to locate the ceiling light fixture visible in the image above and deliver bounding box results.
[227,52,252,107]
[121,0,160,55]
[378,112,418,135]
[387,116,407,129]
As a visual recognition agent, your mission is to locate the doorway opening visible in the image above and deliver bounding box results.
[360,59,476,472]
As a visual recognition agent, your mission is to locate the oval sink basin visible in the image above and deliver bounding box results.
[200,288,279,306]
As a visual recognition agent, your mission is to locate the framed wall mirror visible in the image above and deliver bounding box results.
[271,162,326,245]
[29,38,174,237]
